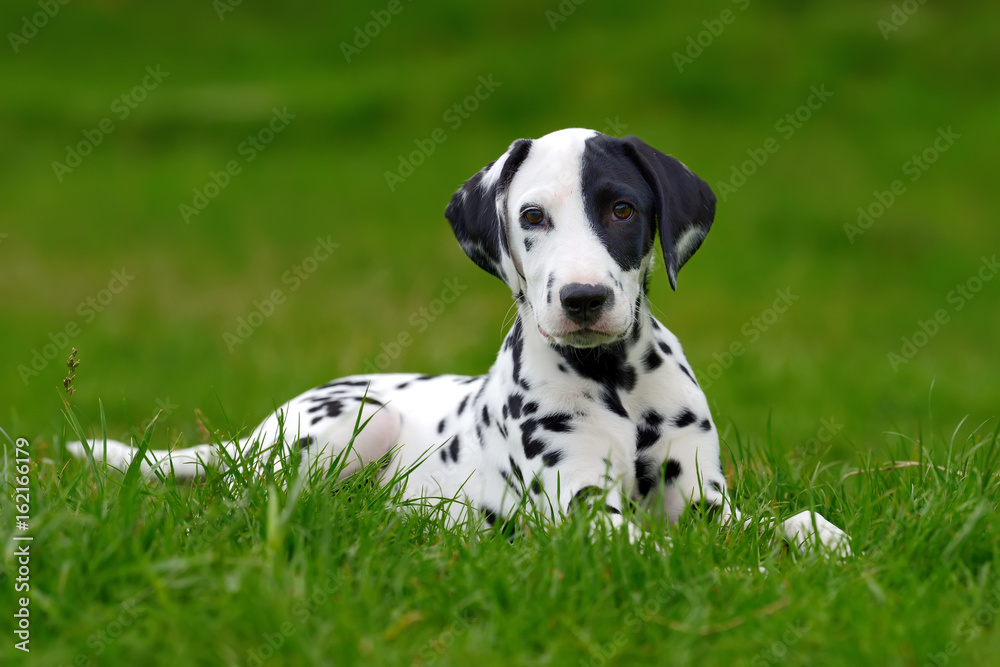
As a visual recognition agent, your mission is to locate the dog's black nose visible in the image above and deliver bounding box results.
[560,283,613,327]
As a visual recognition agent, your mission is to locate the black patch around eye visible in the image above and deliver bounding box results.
[581,136,657,271]
[673,409,697,428]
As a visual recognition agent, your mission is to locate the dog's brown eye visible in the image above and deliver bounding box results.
[522,208,545,225]
[612,203,633,220]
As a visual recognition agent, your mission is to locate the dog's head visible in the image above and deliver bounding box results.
[446,128,715,349]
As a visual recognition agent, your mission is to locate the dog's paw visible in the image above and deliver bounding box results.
[781,511,852,558]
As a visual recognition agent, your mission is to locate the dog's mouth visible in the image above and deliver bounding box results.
[538,324,622,349]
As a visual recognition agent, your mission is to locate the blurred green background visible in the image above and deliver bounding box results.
[2,0,997,459]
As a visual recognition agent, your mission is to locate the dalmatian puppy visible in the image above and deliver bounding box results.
[69,128,850,554]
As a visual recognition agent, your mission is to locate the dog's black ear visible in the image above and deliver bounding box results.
[623,136,716,290]
[445,139,532,291]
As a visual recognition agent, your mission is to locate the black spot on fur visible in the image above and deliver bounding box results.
[320,379,371,389]
[510,318,525,387]
[520,420,545,459]
[709,480,724,494]
[524,236,534,252]
[539,412,573,433]
[630,295,643,343]
[657,340,673,356]
[508,393,524,419]
[480,506,498,527]
[523,401,539,415]
[570,486,620,515]
[673,409,697,428]
[530,477,543,495]
[458,394,471,415]
[437,418,447,435]
[296,436,314,451]
[415,374,435,382]
[542,449,563,467]
[678,363,698,387]
[635,410,664,451]
[448,437,460,463]
[663,458,682,483]
[396,382,410,390]
[699,418,712,432]
[509,456,525,486]
[642,345,663,372]
[481,405,491,427]
[546,274,555,305]
[600,389,628,419]
[635,457,657,497]
[690,500,722,522]
[499,468,522,496]
[502,403,509,420]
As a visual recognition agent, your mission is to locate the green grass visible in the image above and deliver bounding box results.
[2,414,999,666]
[2,0,1000,664]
